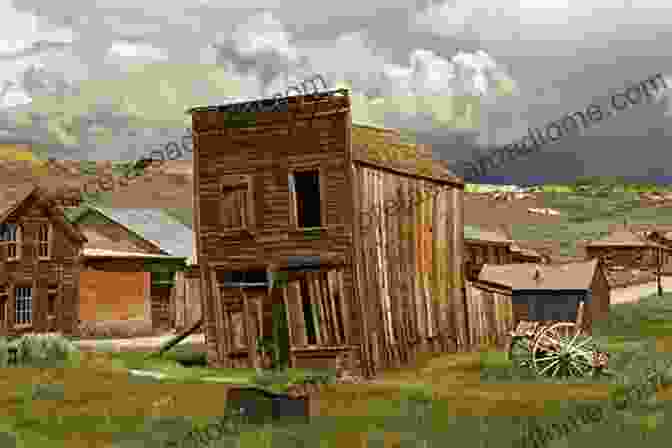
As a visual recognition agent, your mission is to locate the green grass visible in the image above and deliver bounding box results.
[3,292,672,447]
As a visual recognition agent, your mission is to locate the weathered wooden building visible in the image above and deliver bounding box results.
[586,227,667,272]
[188,89,466,377]
[66,206,190,336]
[464,225,514,281]
[629,224,672,272]
[473,259,610,335]
[0,185,87,335]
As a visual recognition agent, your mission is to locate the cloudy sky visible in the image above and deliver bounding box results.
[1,0,671,184]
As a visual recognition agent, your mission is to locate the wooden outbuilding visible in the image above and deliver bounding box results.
[187,89,466,377]
[66,206,191,335]
[628,224,672,273]
[473,259,610,333]
[464,225,513,281]
[0,185,87,336]
[586,227,666,268]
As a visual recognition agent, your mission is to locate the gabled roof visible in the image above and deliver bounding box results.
[69,206,195,264]
[478,259,600,291]
[0,184,87,244]
[0,184,36,223]
[586,229,666,248]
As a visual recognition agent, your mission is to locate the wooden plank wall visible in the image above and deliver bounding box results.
[354,164,464,371]
[204,268,351,369]
[464,283,514,350]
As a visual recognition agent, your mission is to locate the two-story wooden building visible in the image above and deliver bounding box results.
[188,89,466,377]
[0,184,87,335]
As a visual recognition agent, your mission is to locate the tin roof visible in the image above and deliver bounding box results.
[478,259,600,291]
[82,248,185,259]
[69,206,196,264]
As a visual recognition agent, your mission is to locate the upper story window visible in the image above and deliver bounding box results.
[220,175,255,232]
[38,223,52,259]
[289,169,323,229]
[15,286,32,326]
[0,223,21,261]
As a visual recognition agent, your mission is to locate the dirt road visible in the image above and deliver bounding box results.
[73,332,205,352]
[610,277,672,304]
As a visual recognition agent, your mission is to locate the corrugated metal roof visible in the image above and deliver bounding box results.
[82,248,185,259]
[86,207,195,264]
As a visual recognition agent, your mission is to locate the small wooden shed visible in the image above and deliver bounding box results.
[474,259,610,333]
[187,89,466,377]
[464,225,514,281]
[586,227,667,270]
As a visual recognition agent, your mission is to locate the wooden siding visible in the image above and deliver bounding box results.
[464,283,514,349]
[193,94,356,370]
[0,193,82,335]
[353,163,464,368]
[171,271,202,331]
[191,91,465,376]
[586,246,658,270]
[464,241,512,281]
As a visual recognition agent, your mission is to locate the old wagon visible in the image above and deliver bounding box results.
[475,261,612,378]
[507,300,611,378]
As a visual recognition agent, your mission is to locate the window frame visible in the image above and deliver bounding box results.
[14,285,32,326]
[219,174,255,234]
[38,222,53,260]
[288,167,326,230]
[47,287,58,319]
[1,222,22,261]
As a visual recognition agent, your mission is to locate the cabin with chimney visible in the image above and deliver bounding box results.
[0,185,87,336]
[188,89,466,377]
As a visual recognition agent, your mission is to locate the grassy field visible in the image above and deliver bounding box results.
[1,291,672,447]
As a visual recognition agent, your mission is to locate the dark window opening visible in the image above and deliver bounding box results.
[0,296,6,323]
[222,270,268,285]
[292,170,322,228]
[299,279,317,345]
[48,294,56,316]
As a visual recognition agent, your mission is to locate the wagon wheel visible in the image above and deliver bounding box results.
[532,322,595,378]
[508,336,533,369]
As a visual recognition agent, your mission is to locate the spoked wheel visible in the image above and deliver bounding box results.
[532,322,595,378]
[508,336,533,369]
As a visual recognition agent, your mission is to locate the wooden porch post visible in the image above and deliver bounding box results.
[240,287,259,369]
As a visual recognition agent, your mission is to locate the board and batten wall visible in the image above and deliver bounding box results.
[352,162,466,370]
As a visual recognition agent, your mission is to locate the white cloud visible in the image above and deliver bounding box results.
[231,11,298,61]
[107,41,169,61]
